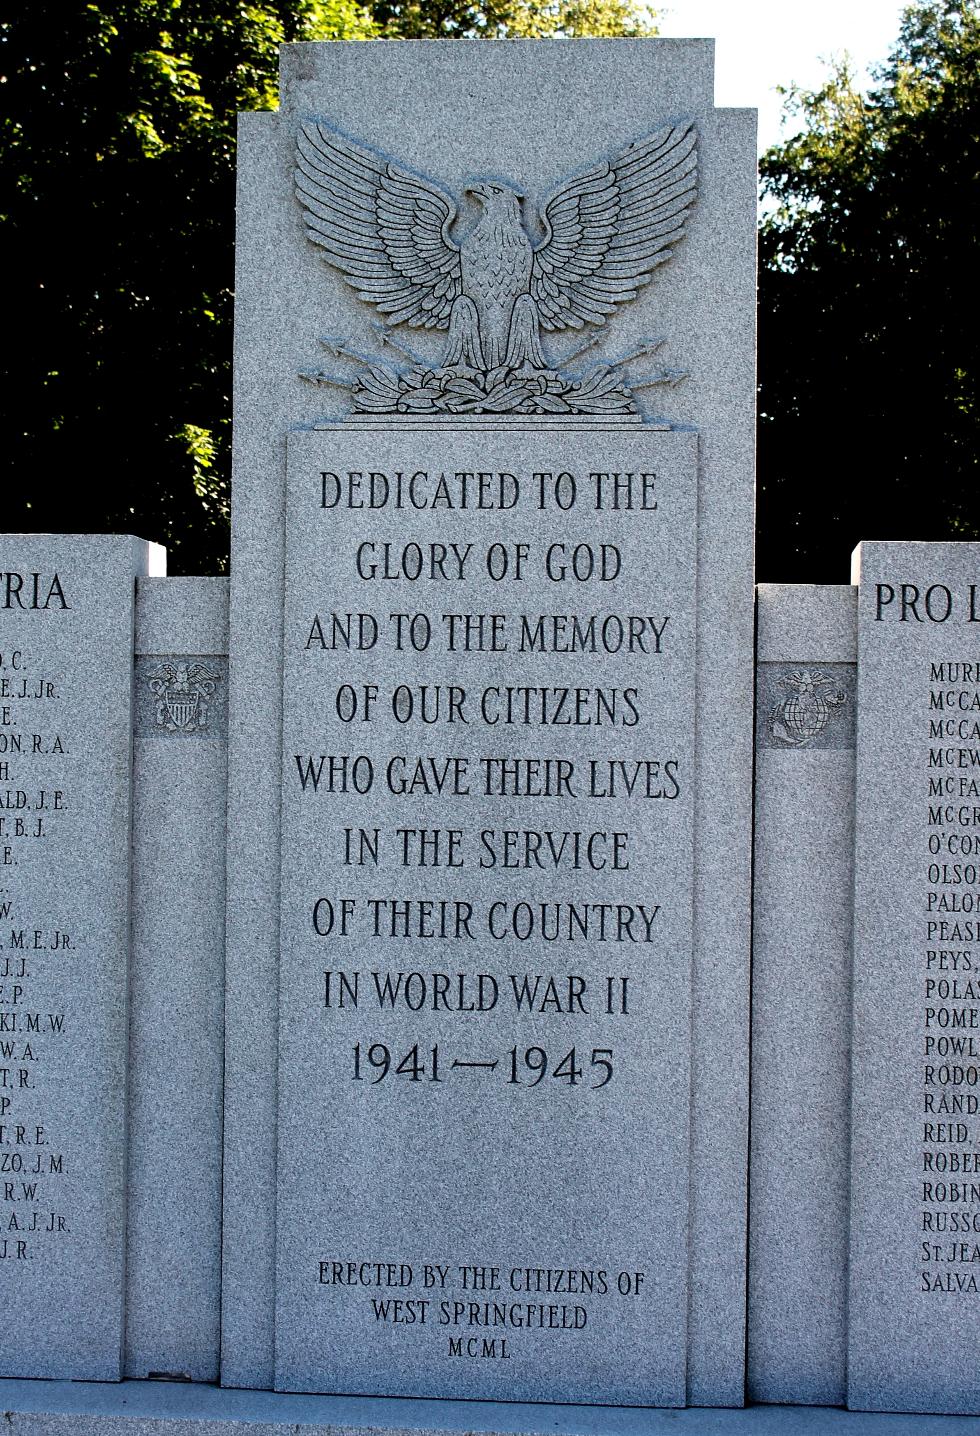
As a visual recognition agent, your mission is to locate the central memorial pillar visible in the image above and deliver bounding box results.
[222,39,756,1406]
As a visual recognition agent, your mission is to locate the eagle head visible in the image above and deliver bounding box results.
[465,180,524,220]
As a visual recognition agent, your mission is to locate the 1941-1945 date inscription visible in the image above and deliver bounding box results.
[352,1042,614,1088]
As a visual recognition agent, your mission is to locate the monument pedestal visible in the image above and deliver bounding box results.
[4,1381,980,1436]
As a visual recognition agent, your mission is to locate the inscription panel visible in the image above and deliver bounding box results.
[850,541,980,1414]
[0,535,154,1379]
[274,426,698,1405]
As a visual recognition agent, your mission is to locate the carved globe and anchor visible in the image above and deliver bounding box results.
[768,668,848,748]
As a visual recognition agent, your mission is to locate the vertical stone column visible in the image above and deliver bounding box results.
[0,534,161,1380]
[125,577,229,1382]
[748,583,856,1406]
[222,40,756,1402]
[849,541,980,1415]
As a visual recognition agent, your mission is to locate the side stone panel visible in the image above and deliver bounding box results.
[748,584,856,1406]
[125,577,229,1382]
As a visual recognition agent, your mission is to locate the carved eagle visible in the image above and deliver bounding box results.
[295,121,698,376]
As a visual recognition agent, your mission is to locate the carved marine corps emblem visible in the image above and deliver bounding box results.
[294,120,698,418]
[768,669,848,748]
[147,661,221,734]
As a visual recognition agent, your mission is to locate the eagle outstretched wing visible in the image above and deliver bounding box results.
[295,122,463,330]
[530,123,698,332]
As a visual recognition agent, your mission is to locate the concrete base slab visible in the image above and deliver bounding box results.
[3,1382,980,1435]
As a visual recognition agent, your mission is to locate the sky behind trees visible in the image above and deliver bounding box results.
[658,0,909,150]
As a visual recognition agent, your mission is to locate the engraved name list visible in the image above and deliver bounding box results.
[0,536,151,1381]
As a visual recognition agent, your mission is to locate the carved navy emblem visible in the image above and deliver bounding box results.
[768,669,848,749]
[147,661,221,734]
[294,121,698,418]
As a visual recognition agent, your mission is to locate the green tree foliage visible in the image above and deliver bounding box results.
[758,0,980,581]
[369,0,654,38]
[1,0,653,572]
[1,2,374,572]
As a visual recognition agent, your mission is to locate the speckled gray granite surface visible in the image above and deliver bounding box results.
[849,542,980,1415]
[0,534,161,1379]
[126,578,229,1383]
[5,1381,980,1435]
[223,36,756,1404]
[274,427,697,1405]
[748,585,857,1407]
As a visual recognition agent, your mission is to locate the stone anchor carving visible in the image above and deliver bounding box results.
[294,120,698,417]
